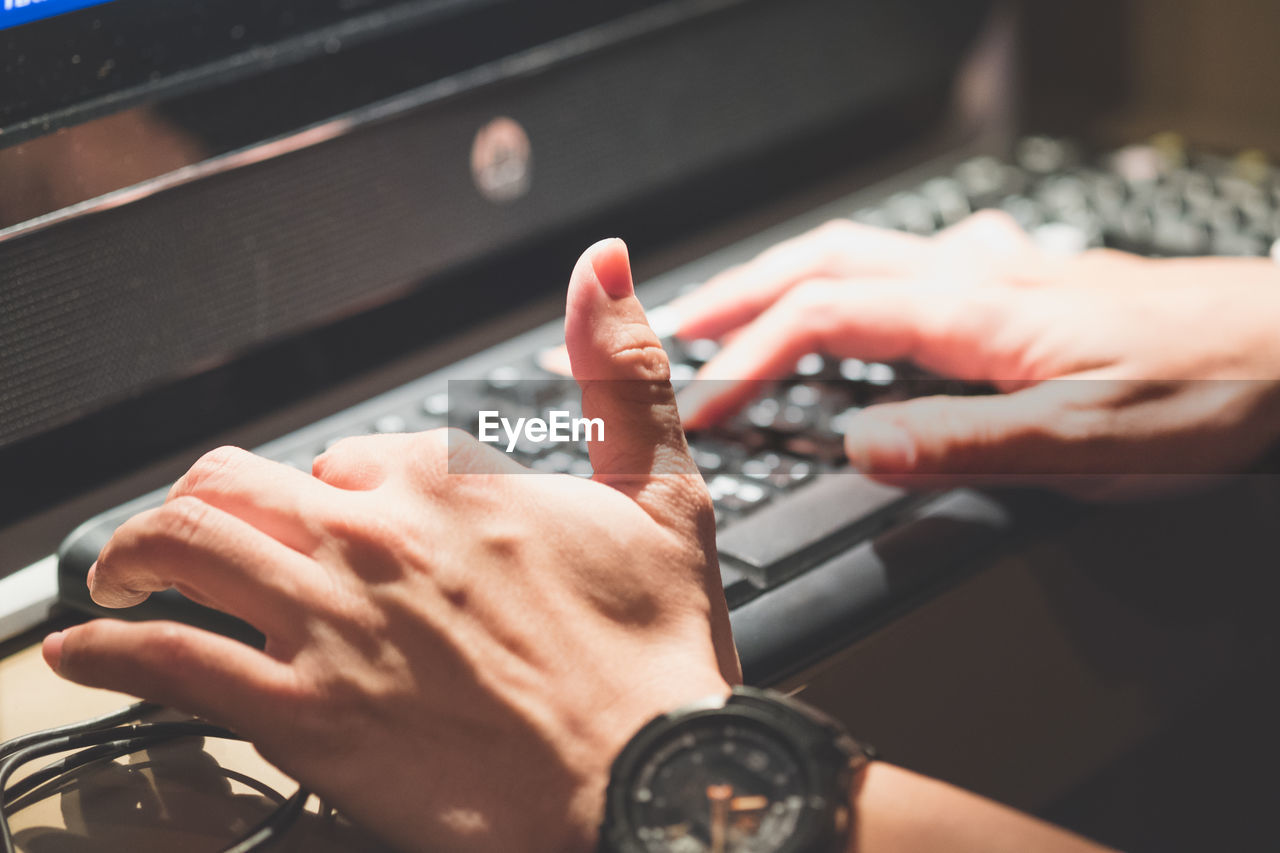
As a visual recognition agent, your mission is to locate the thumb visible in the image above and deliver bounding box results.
[564,239,707,534]
[842,384,1085,488]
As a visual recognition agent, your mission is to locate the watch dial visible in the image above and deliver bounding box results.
[626,720,810,853]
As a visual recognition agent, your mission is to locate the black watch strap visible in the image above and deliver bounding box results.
[597,687,874,853]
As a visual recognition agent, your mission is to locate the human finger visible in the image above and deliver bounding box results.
[670,219,930,341]
[564,238,709,539]
[44,620,295,733]
[313,432,427,490]
[90,497,319,644]
[934,209,1036,258]
[838,381,1203,497]
[680,278,1024,429]
[167,446,337,554]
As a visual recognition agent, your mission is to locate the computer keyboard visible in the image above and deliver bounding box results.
[54,135,1279,683]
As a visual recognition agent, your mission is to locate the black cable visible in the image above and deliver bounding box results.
[4,735,289,814]
[0,714,308,853]
[4,738,156,807]
[0,702,159,762]
[221,786,310,853]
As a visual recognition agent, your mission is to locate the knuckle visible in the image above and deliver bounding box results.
[609,339,672,384]
[152,621,193,655]
[580,376,674,416]
[311,440,356,478]
[394,428,465,487]
[313,434,408,488]
[121,621,202,672]
[312,436,354,467]
[172,445,249,498]
[321,433,378,456]
[325,505,403,558]
[779,280,834,315]
[312,434,379,468]
[153,496,214,547]
[440,427,483,468]
[438,426,477,452]
[815,217,856,241]
[62,622,107,667]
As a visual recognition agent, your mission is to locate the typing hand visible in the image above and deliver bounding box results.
[43,239,738,853]
[674,211,1280,499]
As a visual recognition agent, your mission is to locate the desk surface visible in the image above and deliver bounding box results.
[5,478,1279,851]
[0,640,389,852]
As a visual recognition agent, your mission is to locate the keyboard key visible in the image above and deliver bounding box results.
[423,392,450,417]
[918,177,971,225]
[691,446,725,475]
[732,480,768,506]
[740,453,782,480]
[1016,136,1075,174]
[864,363,895,386]
[745,397,780,429]
[486,365,523,394]
[851,207,896,230]
[884,192,937,235]
[683,338,720,364]
[645,304,683,339]
[706,474,743,503]
[839,358,868,381]
[719,562,762,608]
[741,453,816,490]
[670,362,697,388]
[716,474,912,587]
[786,383,823,408]
[794,353,825,377]
[373,414,409,434]
[782,434,846,463]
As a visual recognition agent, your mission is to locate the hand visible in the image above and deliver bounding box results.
[673,212,1280,499]
[43,239,740,853]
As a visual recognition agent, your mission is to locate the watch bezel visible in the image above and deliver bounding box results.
[598,687,871,853]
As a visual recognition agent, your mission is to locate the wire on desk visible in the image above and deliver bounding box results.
[0,703,309,853]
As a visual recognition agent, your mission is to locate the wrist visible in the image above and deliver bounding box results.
[594,685,869,853]
[564,665,732,853]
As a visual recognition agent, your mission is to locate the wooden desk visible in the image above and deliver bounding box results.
[0,640,389,852]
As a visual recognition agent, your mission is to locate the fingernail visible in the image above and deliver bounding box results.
[43,631,65,673]
[845,418,917,473]
[590,237,634,299]
[86,561,97,592]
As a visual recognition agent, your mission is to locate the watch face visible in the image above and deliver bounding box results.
[625,717,812,853]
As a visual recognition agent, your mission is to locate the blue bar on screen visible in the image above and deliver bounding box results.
[1,0,114,31]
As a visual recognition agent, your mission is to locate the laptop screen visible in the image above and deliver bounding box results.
[1,0,114,30]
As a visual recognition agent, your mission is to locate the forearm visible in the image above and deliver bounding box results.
[850,763,1115,853]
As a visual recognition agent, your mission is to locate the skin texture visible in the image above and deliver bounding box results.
[674,211,1280,499]
[44,239,737,853]
[38,237,1148,853]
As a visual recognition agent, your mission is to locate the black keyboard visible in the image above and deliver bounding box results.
[56,136,1278,684]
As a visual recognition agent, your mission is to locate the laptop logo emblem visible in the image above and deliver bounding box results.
[471,117,532,204]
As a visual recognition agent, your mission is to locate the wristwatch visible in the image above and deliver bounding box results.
[597,687,875,853]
